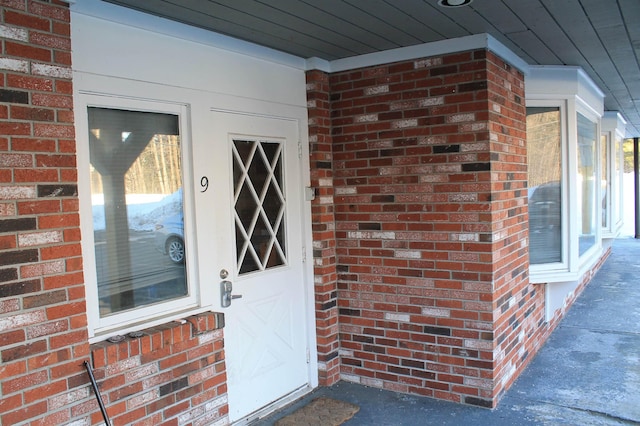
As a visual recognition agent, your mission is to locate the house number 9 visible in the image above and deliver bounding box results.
[200,176,209,193]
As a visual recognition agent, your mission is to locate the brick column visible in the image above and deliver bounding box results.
[0,2,89,425]
[485,52,545,402]
[321,50,539,407]
[306,69,341,385]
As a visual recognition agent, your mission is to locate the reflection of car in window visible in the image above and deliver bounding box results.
[529,181,561,230]
[528,181,562,264]
[154,213,185,264]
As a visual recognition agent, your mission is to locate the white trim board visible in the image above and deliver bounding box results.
[306,34,530,74]
[70,0,307,71]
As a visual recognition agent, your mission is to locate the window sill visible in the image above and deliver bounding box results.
[89,310,224,346]
[530,243,607,284]
[530,269,579,284]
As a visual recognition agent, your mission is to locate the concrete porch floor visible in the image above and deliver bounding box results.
[258,237,640,425]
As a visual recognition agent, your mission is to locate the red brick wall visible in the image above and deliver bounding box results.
[307,50,541,407]
[306,70,341,385]
[0,3,229,425]
[483,52,543,403]
[88,313,227,426]
[0,2,88,424]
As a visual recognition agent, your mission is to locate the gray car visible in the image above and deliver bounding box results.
[154,213,185,264]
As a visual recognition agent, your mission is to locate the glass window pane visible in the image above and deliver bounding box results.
[601,134,609,229]
[233,139,286,274]
[614,136,622,226]
[526,107,562,264]
[577,113,597,255]
[88,107,187,316]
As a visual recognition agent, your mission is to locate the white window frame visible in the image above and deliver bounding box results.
[526,99,571,281]
[573,102,602,274]
[76,93,201,341]
[526,66,605,284]
[600,131,612,235]
[526,98,604,283]
[602,112,627,236]
[615,133,625,233]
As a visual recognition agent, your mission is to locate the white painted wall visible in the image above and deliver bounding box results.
[71,1,307,107]
[70,3,317,394]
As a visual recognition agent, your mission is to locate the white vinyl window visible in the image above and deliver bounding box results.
[526,101,569,279]
[614,134,624,230]
[601,132,611,233]
[77,95,197,339]
[526,67,607,322]
[577,112,599,258]
[527,106,563,265]
[526,99,604,283]
[575,107,602,265]
[614,134,624,231]
[602,112,627,236]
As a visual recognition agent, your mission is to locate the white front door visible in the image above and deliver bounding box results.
[207,111,310,422]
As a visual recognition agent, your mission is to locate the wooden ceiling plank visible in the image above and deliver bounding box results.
[471,0,528,34]
[505,0,575,65]
[584,0,640,108]
[343,0,442,43]
[215,0,380,55]
[619,0,640,134]
[262,0,403,52]
[620,0,640,50]
[385,0,470,40]
[164,0,358,58]
[301,0,423,49]
[506,30,560,65]
[107,0,341,58]
[574,0,637,114]
[540,0,622,92]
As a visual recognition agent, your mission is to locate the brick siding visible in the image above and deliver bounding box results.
[306,70,341,386]
[0,2,88,425]
[0,3,229,425]
[307,50,547,407]
[88,313,227,426]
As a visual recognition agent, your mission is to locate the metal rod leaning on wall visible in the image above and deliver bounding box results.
[84,360,112,426]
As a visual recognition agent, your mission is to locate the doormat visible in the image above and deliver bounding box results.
[274,397,360,426]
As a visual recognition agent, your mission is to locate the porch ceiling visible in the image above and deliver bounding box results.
[104,0,640,136]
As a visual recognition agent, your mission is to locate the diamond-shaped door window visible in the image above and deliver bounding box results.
[233,139,286,274]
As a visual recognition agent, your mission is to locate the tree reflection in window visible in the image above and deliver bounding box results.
[88,107,187,315]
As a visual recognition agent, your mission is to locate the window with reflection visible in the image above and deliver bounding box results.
[613,135,623,228]
[526,107,562,264]
[88,107,187,316]
[577,113,597,256]
[601,134,609,229]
